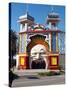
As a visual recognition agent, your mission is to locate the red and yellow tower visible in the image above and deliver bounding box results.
[17,13,34,69]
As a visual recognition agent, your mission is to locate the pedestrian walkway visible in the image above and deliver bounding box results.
[12,75,65,87]
[12,68,60,76]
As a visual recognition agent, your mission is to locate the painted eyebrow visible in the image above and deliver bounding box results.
[40,49,45,52]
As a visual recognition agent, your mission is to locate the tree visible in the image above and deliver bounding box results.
[9,29,18,69]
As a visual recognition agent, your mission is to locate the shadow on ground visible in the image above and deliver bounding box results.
[9,70,19,87]
[24,75,40,79]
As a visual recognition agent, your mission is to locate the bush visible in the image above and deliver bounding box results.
[38,71,63,76]
[46,71,61,76]
[38,72,47,76]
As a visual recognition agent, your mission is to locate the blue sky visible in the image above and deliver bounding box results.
[10,3,65,32]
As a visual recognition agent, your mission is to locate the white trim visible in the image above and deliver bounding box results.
[29,33,47,39]
[16,55,19,69]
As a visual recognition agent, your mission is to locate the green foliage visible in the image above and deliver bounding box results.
[38,71,64,76]
[9,29,18,69]
[38,72,47,76]
[46,71,61,76]
[9,29,17,56]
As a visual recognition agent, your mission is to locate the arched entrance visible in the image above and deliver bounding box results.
[27,34,49,69]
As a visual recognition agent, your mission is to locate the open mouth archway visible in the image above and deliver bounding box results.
[30,44,48,69]
[27,34,49,69]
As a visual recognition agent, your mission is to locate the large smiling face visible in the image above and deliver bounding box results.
[30,44,48,61]
[30,44,48,69]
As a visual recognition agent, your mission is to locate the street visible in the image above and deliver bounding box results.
[12,75,65,87]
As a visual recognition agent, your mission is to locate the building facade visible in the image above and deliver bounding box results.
[16,11,64,70]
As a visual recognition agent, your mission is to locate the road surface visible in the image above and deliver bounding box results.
[12,75,65,87]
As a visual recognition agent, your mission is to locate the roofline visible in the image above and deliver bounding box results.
[19,29,64,34]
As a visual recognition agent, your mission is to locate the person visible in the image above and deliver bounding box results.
[30,44,48,69]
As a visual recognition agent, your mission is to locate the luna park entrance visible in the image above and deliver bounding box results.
[27,35,49,69]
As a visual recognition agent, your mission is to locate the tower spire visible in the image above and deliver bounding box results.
[51,5,54,12]
[26,3,29,14]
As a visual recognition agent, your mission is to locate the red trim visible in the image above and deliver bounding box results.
[19,29,64,34]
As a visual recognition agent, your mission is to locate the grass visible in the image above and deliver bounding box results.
[38,70,65,76]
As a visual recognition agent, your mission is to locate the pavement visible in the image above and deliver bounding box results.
[12,75,65,87]
[12,69,60,76]
[11,69,65,87]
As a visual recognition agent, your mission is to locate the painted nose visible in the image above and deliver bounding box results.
[36,53,40,59]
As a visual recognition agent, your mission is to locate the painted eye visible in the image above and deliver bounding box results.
[33,53,37,55]
[32,53,37,55]
[40,52,46,55]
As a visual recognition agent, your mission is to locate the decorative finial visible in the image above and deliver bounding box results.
[26,3,29,14]
[51,5,54,12]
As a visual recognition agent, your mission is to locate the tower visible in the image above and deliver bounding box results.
[46,11,61,70]
[47,11,60,30]
[18,13,34,53]
[47,11,60,52]
[17,13,34,69]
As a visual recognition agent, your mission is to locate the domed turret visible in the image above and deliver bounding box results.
[48,12,59,18]
[47,11,60,30]
[18,13,34,32]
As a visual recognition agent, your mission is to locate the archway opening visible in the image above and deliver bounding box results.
[30,44,48,69]
[27,34,49,69]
